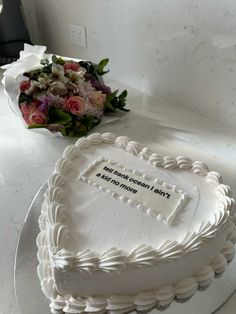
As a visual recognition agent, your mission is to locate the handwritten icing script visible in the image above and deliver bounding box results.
[79,158,188,224]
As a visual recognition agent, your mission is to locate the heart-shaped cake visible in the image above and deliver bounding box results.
[37,132,236,313]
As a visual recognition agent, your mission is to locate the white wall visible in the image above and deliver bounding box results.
[22,0,236,129]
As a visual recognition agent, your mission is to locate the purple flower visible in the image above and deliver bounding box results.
[85,74,111,94]
[100,84,111,94]
[83,103,103,118]
[39,94,65,112]
[47,94,65,109]
[39,95,50,113]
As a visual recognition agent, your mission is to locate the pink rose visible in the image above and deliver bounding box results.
[30,111,47,124]
[64,62,80,72]
[20,80,31,92]
[65,96,85,115]
[20,103,30,124]
[20,101,47,126]
[89,92,106,109]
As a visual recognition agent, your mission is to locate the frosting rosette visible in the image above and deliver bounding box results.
[1,44,128,137]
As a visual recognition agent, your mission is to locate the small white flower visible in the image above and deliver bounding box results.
[51,63,65,81]
[49,81,68,96]
[36,76,49,89]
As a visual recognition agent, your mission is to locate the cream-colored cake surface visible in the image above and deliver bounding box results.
[37,132,236,313]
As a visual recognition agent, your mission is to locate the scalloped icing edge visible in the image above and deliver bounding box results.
[44,132,235,273]
[37,132,236,313]
[37,205,236,313]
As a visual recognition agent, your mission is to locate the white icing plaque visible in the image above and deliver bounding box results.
[79,157,188,224]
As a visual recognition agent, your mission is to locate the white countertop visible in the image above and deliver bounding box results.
[0,70,236,314]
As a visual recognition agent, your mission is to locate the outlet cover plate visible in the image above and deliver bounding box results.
[69,24,87,48]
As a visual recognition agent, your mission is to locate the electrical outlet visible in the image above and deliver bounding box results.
[69,24,87,48]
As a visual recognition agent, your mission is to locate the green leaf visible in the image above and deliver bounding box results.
[104,101,116,113]
[40,58,50,66]
[80,115,101,130]
[98,58,109,69]
[75,123,88,133]
[18,93,33,104]
[97,58,109,75]
[52,55,58,63]
[79,59,109,78]
[48,107,72,124]
[58,58,66,65]
[23,72,30,78]
[79,61,99,80]
[28,69,42,81]
[28,124,48,129]
[106,90,118,101]
[52,54,65,65]
[61,123,87,137]
[119,90,128,102]
[42,64,52,74]
[104,89,129,113]
[60,115,102,137]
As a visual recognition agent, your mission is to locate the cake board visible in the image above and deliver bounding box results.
[14,183,236,314]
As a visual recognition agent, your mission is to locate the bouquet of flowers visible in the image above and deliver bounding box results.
[17,55,128,137]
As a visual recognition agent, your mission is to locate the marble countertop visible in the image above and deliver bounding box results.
[0,70,236,313]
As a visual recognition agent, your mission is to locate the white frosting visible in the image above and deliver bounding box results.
[37,205,236,313]
[50,296,66,313]
[36,132,236,314]
[155,285,174,307]
[79,157,188,224]
[195,266,214,287]
[174,277,198,300]
[49,223,69,252]
[47,202,66,226]
[128,244,156,267]
[74,249,97,272]
[98,248,127,272]
[211,254,228,274]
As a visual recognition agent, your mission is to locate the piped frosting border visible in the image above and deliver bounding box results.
[43,132,235,273]
[37,202,236,313]
[36,132,236,313]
